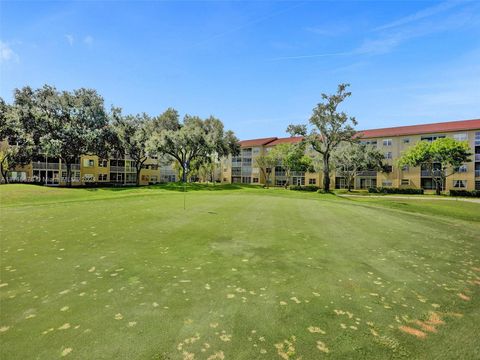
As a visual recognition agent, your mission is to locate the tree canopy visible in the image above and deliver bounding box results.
[333,142,385,191]
[0,97,35,183]
[268,142,312,188]
[287,83,358,191]
[112,109,153,186]
[148,109,239,182]
[254,151,276,188]
[398,137,471,195]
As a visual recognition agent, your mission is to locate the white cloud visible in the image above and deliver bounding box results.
[373,0,463,31]
[65,34,74,46]
[269,1,479,61]
[0,41,19,63]
[83,35,94,45]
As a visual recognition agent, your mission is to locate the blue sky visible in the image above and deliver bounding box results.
[1,1,479,139]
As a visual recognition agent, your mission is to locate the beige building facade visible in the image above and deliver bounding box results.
[222,119,480,192]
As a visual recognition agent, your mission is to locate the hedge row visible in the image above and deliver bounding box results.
[449,190,480,197]
[368,187,424,194]
[289,185,320,192]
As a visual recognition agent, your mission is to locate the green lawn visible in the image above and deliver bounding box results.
[1,184,479,359]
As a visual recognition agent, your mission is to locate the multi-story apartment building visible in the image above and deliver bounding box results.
[4,118,479,190]
[222,119,480,191]
[7,154,166,186]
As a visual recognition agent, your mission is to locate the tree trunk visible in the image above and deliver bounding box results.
[136,167,141,187]
[181,161,189,183]
[1,158,9,184]
[66,163,72,187]
[347,177,352,192]
[435,178,442,196]
[323,154,330,192]
[1,169,8,184]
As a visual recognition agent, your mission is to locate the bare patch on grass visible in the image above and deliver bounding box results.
[399,326,426,338]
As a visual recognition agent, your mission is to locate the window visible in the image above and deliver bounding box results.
[401,179,410,186]
[476,180,480,190]
[456,164,468,173]
[98,159,108,167]
[403,138,410,144]
[453,133,468,141]
[382,180,392,187]
[401,165,409,171]
[384,152,392,159]
[421,135,445,142]
[360,140,377,147]
[309,178,316,185]
[83,159,94,167]
[384,165,393,172]
[252,177,259,183]
[150,176,158,183]
[382,139,392,146]
[453,180,467,188]
[98,174,108,181]
[476,132,480,146]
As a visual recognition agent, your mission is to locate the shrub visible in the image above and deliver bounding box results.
[289,185,320,192]
[368,187,424,194]
[449,190,480,197]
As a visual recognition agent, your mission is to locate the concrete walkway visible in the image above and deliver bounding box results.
[338,194,480,204]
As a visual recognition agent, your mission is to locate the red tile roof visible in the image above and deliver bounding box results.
[357,119,480,139]
[266,136,304,146]
[238,137,277,147]
[238,119,480,146]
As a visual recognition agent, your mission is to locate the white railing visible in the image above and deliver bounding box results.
[32,162,61,170]
[61,164,80,170]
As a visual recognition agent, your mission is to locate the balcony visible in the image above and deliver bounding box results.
[61,164,80,171]
[357,171,377,177]
[421,169,445,177]
[110,166,125,172]
[476,170,480,177]
[475,154,480,161]
[32,162,60,170]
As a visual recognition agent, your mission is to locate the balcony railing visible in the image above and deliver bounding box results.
[421,169,445,177]
[357,171,377,177]
[32,162,61,170]
[475,154,480,161]
[110,166,124,172]
[61,164,80,170]
[475,170,480,177]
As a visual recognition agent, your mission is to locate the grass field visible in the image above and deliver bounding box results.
[0,184,479,359]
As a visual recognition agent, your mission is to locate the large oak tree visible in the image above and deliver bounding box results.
[148,109,239,182]
[13,85,112,186]
[287,84,358,192]
[112,109,153,186]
